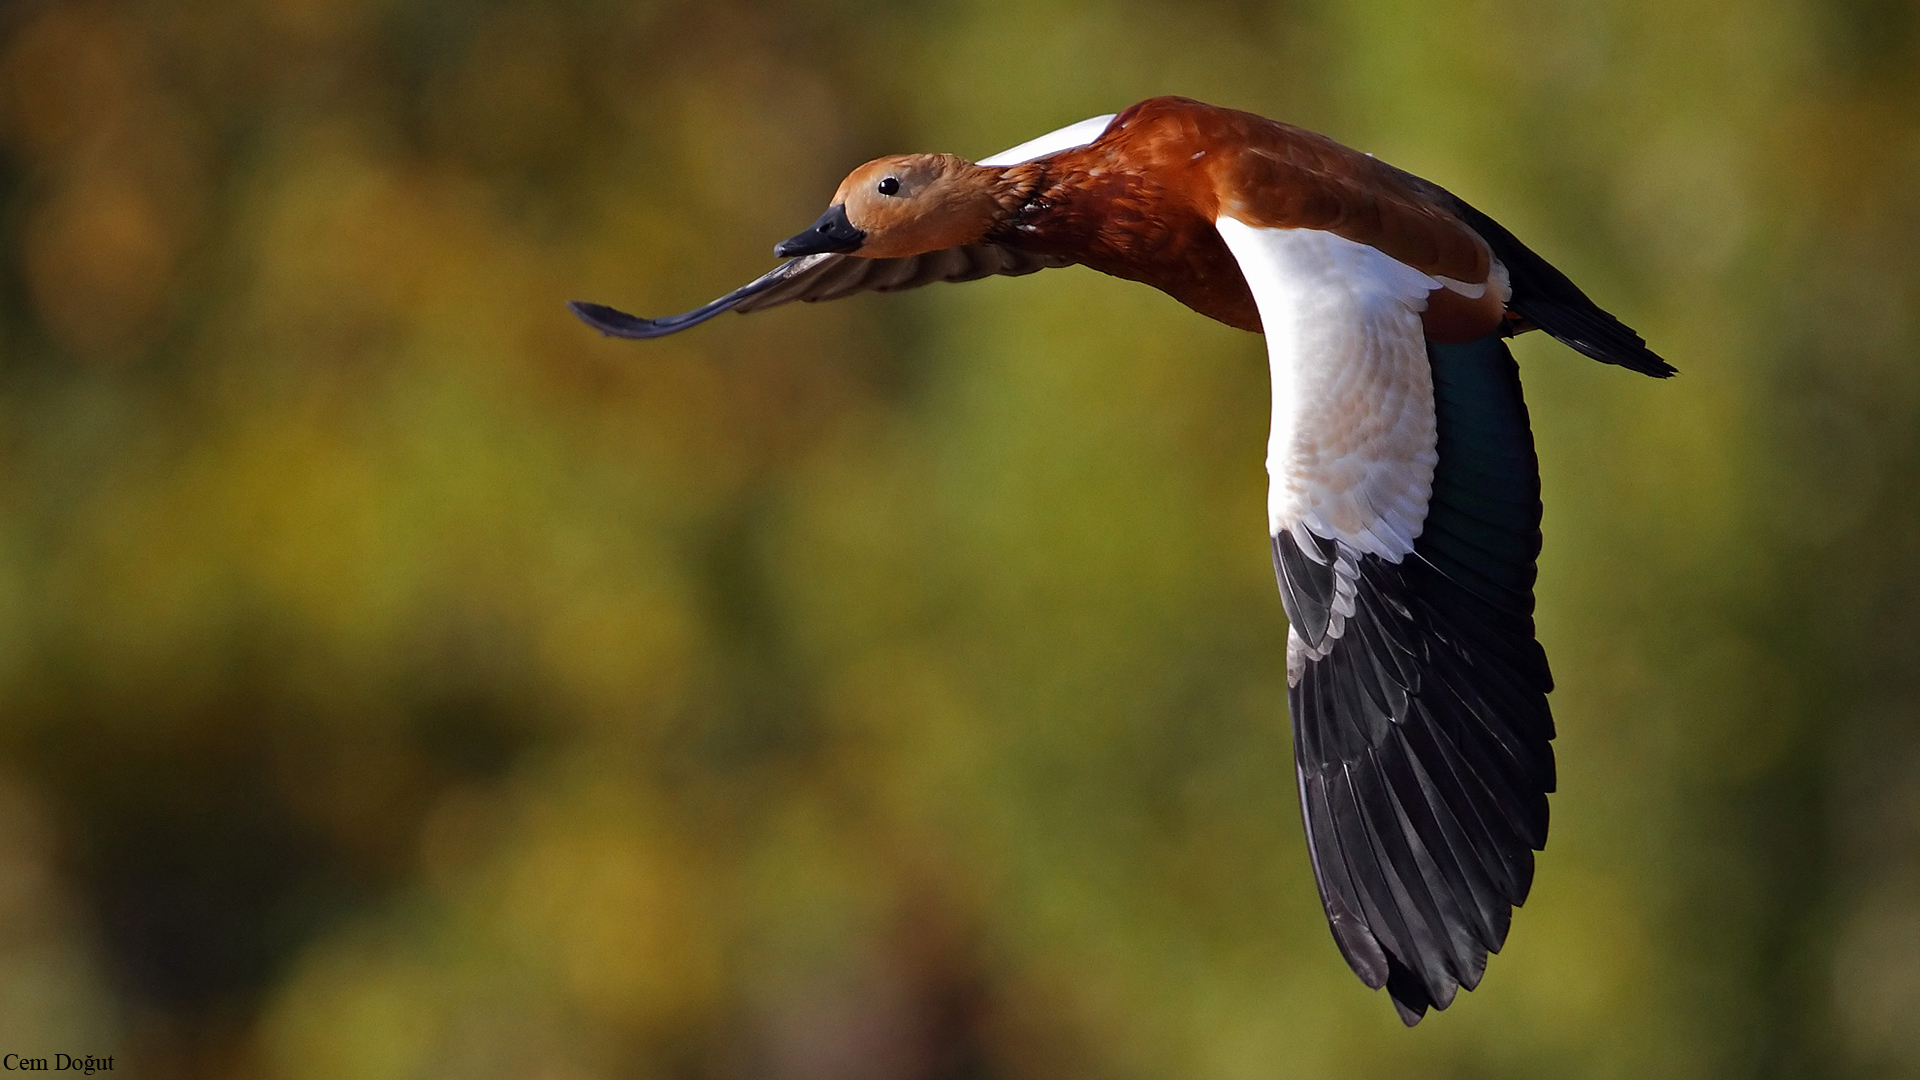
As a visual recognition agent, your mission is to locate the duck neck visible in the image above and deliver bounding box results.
[981,162,1050,233]
[985,159,1261,333]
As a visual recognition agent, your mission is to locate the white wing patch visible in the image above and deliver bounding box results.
[1214,218,1439,563]
[977,113,1117,168]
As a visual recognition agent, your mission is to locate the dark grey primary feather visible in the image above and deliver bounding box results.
[569,245,1073,339]
[1276,334,1554,1025]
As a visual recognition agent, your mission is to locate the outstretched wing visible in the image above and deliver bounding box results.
[1216,216,1555,1025]
[569,115,1118,340]
[570,244,1072,340]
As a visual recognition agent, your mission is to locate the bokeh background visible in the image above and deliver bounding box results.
[0,0,1916,1076]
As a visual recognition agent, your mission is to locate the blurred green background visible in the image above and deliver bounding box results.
[0,0,1916,1077]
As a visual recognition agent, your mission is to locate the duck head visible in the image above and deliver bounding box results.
[776,154,1003,260]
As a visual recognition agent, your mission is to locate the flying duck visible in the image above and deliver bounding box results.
[571,96,1672,1025]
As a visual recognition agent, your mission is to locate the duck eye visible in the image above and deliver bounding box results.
[877,177,901,196]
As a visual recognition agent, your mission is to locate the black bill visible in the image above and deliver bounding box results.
[773,203,864,257]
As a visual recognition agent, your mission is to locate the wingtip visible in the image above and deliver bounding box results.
[1385,957,1435,1026]
[568,299,676,340]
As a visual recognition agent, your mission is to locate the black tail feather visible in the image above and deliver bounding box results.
[1443,196,1676,378]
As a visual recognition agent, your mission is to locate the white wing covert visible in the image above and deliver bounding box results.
[976,114,1117,167]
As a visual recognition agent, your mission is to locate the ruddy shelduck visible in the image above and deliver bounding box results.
[572,96,1672,1025]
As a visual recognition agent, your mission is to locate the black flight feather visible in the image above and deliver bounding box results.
[569,245,1072,339]
[1276,335,1553,1024]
